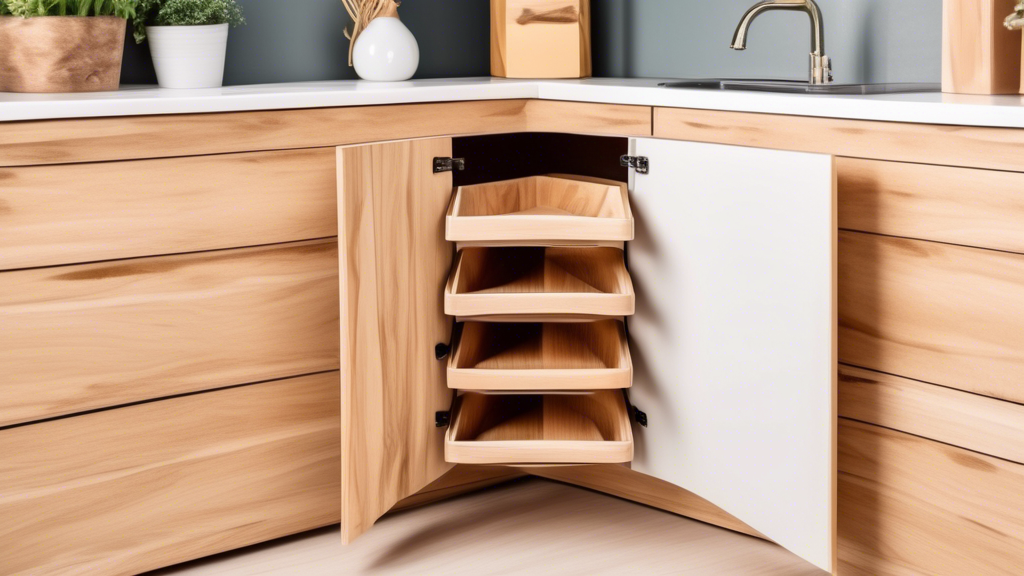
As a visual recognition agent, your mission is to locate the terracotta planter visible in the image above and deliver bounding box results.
[0,16,126,93]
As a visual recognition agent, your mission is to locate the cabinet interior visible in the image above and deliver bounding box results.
[451,247,631,296]
[451,391,631,443]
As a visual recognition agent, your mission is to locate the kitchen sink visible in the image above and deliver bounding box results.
[660,79,940,95]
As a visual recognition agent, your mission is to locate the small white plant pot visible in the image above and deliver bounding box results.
[148,24,229,89]
[352,17,419,81]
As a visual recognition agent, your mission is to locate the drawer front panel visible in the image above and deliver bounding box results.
[838,419,1024,576]
[0,239,339,426]
[0,372,340,576]
[838,157,1024,254]
[0,148,338,270]
[839,230,1024,404]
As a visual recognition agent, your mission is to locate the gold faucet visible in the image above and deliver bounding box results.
[1006,2,1024,30]
[731,0,833,85]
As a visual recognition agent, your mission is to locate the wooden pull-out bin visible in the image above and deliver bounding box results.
[446,175,632,246]
[445,247,635,321]
[448,320,632,391]
[445,390,632,465]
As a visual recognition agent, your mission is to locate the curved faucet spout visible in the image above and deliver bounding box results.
[730,0,832,85]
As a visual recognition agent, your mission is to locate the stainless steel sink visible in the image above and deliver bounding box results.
[660,79,940,95]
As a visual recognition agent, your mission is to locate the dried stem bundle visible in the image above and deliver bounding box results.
[340,0,400,66]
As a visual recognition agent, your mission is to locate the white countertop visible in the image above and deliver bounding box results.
[4,77,1024,128]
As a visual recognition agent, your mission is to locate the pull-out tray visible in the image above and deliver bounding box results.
[446,175,633,246]
[445,391,634,465]
[448,321,632,391]
[445,247,635,321]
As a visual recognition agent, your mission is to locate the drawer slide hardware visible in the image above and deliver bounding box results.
[620,155,649,174]
[435,410,451,428]
[434,157,466,173]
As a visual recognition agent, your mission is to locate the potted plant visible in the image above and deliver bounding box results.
[133,0,244,89]
[0,0,138,93]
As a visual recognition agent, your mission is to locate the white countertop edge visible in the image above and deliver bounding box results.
[4,77,1024,129]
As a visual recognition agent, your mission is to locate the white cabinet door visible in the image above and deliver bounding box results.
[627,138,836,573]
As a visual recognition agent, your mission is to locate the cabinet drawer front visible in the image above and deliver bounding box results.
[839,231,1024,404]
[0,239,339,426]
[0,372,340,576]
[838,157,1024,254]
[0,148,338,270]
[838,419,1024,576]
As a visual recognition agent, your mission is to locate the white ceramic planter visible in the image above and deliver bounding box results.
[353,17,419,81]
[148,23,229,89]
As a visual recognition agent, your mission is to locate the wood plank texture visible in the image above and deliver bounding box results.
[0,372,341,576]
[837,157,1024,254]
[0,239,339,426]
[527,465,766,540]
[337,139,456,544]
[0,148,338,270]
[0,100,651,167]
[942,0,1022,95]
[839,231,1024,405]
[391,465,526,512]
[838,419,1024,576]
[839,365,1024,465]
[655,106,1024,172]
[494,0,591,78]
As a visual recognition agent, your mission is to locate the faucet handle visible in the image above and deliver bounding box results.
[811,53,832,85]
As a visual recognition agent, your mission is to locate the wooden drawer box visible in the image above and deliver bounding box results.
[0,372,340,576]
[0,239,339,426]
[838,157,1024,253]
[838,419,1024,575]
[0,148,338,270]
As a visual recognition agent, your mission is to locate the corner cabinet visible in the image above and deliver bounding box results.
[337,135,837,573]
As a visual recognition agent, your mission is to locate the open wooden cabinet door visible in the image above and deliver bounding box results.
[337,138,457,543]
[627,138,837,573]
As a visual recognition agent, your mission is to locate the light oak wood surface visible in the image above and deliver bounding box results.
[492,0,591,78]
[446,390,633,465]
[337,139,456,544]
[942,0,1022,95]
[837,157,1024,254]
[839,230,1024,405]
[0,239,339,427]
[839,364,1024,465]
[0,148,338,270]
[150,481,823,576]
[0,100,651,167]
[447,175,633,245]
[655,106,1024,173]
[390,466,526,512]
[838,418,1024,576]
[448,320,632,391]
[0,373,341,576]
[445,246,634,320]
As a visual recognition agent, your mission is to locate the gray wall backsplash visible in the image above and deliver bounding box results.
[122,0,942,86]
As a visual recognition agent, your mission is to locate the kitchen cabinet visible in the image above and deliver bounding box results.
[338,134,837,573]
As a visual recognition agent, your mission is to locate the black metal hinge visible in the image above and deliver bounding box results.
[433,157,466,173]
[435,342,451,360]
[620,155,649,175]
[435,411,451,428]
[632,406,648,428]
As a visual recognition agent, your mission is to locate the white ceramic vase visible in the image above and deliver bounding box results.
[147,24,229,89]
[352,17,419,81]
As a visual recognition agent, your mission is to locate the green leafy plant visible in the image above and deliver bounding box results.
[0,0,138,18]
[132,0,244,43]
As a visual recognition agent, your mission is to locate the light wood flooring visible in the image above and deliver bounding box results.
[149,478,824,576]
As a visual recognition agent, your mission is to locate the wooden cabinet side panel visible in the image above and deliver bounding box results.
[0,148,339,270]
[0,373,340,576]
[838,419,1024,576]
[338,139,457,544]
[0,239,340,427]
[839,231,1024,405]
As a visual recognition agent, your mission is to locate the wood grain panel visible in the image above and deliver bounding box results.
[0,239,339,426]
[655,106,1024,173]
[837,157,1024,253]
[839,365,1024,465]
[0,100,651,167]
[838,419,1024,576]
[337,139,456,544]
[839,231,1024,405]
[942,0,1022,95]
[392,465,526,512]
[528,465,764,539]
[0,148,338,270]
[0,372,340,576]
